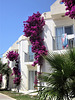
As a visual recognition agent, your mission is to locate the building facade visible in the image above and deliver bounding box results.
[40,0,75,73]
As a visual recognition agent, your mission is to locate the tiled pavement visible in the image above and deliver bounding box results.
[0,93,16,100]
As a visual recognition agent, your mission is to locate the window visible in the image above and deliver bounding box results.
[65,26,73,35]
[56,27,63,50]
[55,25,73,50]
[28,45,34,62]
[24,45,34,62]
[60,1,64,4]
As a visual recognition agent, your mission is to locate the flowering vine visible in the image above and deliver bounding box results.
[34,76,38,88]
[6,51,21,86]
[23,12,48,66]
[34,72,42,86]
[0,74,2,87]
[12,65,21,85]
[62,0,75,19]
[0,74,2,82]
[6,51,19,61]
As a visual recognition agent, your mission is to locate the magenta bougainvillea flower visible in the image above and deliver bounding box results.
[6,51,19,61]
[12,66,21,85]
[6,51,21,85]
[0,74,2,83]
[62,0,75,19]
[12,67,21,85]
[13,77,21,85]
[37,72,42,75]
[13,67,20,75]
[23,12,48,66]
[34,76,38,85]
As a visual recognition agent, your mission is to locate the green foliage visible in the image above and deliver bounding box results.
[0,59,11,75]
[0,59,11,89]
[37,48,75,100]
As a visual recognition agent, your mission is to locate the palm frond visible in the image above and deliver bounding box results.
[38,48,75,100]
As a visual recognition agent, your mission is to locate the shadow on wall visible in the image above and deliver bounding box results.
[41,59,52,73]
[53,17,73,27]
[20,70,28,91]
[43,24,53,51]
[41,24,54,73]
[20,80,27,91]
[21,70,27,79]
[9,74,15,89]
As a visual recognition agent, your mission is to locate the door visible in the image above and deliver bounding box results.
[29,71,37,90]
[56,27,63,50]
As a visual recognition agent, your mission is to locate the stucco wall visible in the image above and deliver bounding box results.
[18,38,37,91]
[51,0,66,15]
[54,17,75,28]
[41,15,75,73]
[44,19,55,52]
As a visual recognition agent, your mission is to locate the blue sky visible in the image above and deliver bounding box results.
[0,0,56,57]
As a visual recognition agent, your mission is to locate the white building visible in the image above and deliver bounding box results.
[2,0,75,93]
[18,35,37,92]
[41,0,75,73]
[2,36,37,93]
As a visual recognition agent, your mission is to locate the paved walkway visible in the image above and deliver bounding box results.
[0,93,16,100]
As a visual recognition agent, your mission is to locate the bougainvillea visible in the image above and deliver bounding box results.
[6,51,19,61]
[34,76,38,86]
[12,63,21,85]
[13,67,21,75]
[0,74,2,83]
[23,12,48,66]
[6,51,21,86]
[13,76,21,85]
[62,0,75,19]
[0,74,2,88]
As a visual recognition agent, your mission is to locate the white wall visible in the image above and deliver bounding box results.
[54,17,75,28]
[51,0,66,16]
[40,19,55,73]
[41,14,75,73]
[18,38,37,91]
[19,39,28,91]
[44,19,55,52]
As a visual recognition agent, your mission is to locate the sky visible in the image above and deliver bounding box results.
[0,0,56,58]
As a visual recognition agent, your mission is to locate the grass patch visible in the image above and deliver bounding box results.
[0,89,37,100]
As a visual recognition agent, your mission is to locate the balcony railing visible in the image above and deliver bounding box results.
[53,36,74,50]
[25,53,34,62]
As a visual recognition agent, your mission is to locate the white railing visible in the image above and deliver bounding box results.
[25,53,34,62]
[53,36,74,50]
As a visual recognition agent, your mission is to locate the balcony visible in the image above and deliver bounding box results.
[53,36,75,50]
